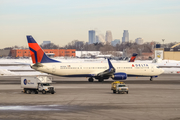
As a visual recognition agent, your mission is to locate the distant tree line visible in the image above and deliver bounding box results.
[3,40,180,55]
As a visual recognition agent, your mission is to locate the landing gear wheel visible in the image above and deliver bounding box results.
[98,78,104,82]
[42,90,46,94]
[150,77,153,81]
[35,90,38,94]
[23,90,26,93]
[113,90,116,93]
[126,91,128,94]
[26,90,31,94]
[51,91,55,94]
[88,77,94,82]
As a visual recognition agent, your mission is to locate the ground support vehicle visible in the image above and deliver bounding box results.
[111,81,128,94]
[21,76,55,94]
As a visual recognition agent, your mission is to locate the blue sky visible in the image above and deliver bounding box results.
[0,0,180,48]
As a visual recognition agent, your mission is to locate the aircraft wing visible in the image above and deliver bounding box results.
[96,59,115,77]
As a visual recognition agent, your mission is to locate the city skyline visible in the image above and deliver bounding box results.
[88,30,95,44]
[105,30,113,43]
[122,30,129,43]
[0,0,180,48]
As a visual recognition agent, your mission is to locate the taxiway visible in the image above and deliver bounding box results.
[0,74,180,120]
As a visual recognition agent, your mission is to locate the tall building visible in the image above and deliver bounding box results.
[135,37,144,44]
[105,30,113,43]
[122,30,129,43]
[89,30,95,44]
[111,39,120,46]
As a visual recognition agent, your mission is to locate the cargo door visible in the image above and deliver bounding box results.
[52,65,56,73]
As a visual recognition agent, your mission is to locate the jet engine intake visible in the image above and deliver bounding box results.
[111,72,127,80]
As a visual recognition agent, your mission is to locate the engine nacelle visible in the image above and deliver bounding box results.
[111,72,127,80]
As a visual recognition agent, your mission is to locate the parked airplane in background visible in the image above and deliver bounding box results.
[27,35,164,82]
[129,53,138,62]
[111,53,137,62]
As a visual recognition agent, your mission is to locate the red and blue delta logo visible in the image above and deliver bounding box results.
[24,79,27,85]
[132,64,148,67]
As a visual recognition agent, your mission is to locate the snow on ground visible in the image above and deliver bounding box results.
[162,68,180,74]
[0,58,32,64]
[0,69,16,76]
[0,69,47,76]
[14,72,47,76]
[0,66,32,70]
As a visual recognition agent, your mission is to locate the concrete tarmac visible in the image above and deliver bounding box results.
[0,74,180,120]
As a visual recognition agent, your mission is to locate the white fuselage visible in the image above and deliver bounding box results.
[31,62,164,77]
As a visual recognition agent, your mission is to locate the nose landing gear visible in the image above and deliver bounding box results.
[150,76,153,81]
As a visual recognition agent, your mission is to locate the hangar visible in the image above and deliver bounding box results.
[155,43,180,60]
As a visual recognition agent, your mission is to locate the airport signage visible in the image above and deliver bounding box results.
[23,79,34,85]
[155,50,163,59]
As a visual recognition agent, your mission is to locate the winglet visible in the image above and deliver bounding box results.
[27,35,60,64]
[108,59,115,72]
[129,53,138,62]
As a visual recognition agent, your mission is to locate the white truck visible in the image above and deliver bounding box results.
[21,76,55,94]
[111,81,129,94]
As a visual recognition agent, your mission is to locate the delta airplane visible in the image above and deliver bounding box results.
[27,35,164,82]
[129,53,137,62]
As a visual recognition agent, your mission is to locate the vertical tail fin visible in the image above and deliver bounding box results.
[108,59,115,72]
[129,53,138,62]
[27,35,60,64]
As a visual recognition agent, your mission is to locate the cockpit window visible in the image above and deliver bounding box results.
[156,66,159,68]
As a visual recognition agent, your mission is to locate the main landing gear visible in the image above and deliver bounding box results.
[150,76,153,81]
[98,78,104,82]
[88,77,104,82]
[88,77,94,82]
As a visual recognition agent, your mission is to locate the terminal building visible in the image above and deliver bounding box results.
[11,49,76,58]
[0,49,11,57]
[155,43,180,60]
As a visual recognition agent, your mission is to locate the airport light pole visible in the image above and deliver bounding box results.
[81,47,83,58]
[58,45,59,57]
[162,39,165,48]
[138,48,142,56]
[65,47,67,59]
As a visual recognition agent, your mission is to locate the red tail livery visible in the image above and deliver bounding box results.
[27,35,60,63]
[129,53,138,62]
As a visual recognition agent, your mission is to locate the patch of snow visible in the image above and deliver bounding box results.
[0,69,16,76]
